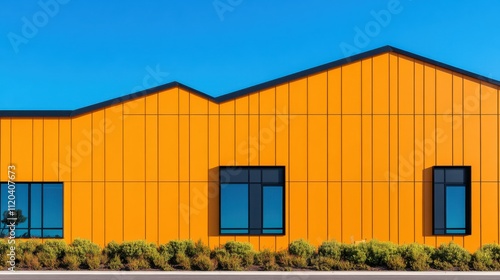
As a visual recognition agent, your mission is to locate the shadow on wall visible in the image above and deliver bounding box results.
[208,167,219,236]
[423,167,433,237]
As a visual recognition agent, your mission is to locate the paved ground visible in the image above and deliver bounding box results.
[2,271,500,280]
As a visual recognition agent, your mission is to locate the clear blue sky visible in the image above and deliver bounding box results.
[1,0,499,110]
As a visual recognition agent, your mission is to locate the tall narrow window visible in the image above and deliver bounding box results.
[0,182,63,238]
[433,166,471,235]
[219,167,285,235]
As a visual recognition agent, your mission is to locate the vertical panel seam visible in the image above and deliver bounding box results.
[371,57,374,240]
[461,77,465,248]
[122,103,124,242]
[287,82,290,247]
[326,70,329,241]
[434,66,437,247]
[104,110,107,244]
[397,55,400,244]
[340,66,343,243]
[157,93,160,245]
[413,59,416,243]
[479,82,482,247]
[178,87,181,240]
[388,54,391,241]
[451,73,455,243]
[360,61,364,240]
[306,77,309,241]
[144,97,147,241]
[274,87,277,250]
[188,91,191,240]
[91,114,94,242]
[70,118,72,241]
[423,64,426,245]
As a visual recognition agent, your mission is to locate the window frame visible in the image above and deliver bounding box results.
[0,182,64,239]
[219,166,286,236]
[432,166,471,236]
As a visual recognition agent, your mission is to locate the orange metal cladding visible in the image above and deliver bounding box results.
[1,49,499,253]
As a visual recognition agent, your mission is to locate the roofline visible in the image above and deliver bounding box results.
[2,45,499,118]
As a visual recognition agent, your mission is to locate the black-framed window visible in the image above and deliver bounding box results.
[219,166,285,235]
[0,182,63,238]
[433,166,471,235]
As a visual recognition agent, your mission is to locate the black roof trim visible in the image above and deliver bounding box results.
[2,46,499,117]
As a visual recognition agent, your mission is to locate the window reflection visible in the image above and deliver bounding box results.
[0,182,63,238]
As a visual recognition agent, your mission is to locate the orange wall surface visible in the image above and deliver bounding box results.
[1,52,499,252]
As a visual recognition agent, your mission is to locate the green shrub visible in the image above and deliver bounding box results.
[62,254,81,270]
[151,253,172,271]
[36,240,68,269]
[17,240,40,255]
[87,254,101,270]
[216,254,243,271]
[211,247,228,259]
[38,250,58,269]
[312,256,335,271]
[341,244,367,265]
[364,240,398,267]
[192,254,215,271]
[66,238,101,269]
[387,255,406,270]
[289,239,315,259]
[194,240,211,257]
[165,240,196,258]
[224,241,253,256]
[223,241,254,268]
[108,255,124,270]
[276,250,293,270]
[318,241,342,261]
[15,240,40,269]
[0,240,9,255]
[432,242,471,271]
[399,243,434,271]
[44,240,68,260]
[292,256,308,268]
[175,252,191,270]
[120,240,156,259]
[119,240,159,268]
[255,249,278,270]
[472,244,500,270]
[104,241,121,258]
[125,257,150,271]
[23,254,42,270]
[332,260,355,270]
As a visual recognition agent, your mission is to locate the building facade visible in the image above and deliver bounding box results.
[0,46,499,252]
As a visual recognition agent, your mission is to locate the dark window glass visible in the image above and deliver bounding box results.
[43,183,63,228]
[263,186,283,231]
[220,167,285,235]
[0,182,63,238]
[220,184,248,232]
[446,186,466,234]
[31,184,42,228]
[433,166,470,236]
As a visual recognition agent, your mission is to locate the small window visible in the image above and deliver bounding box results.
[220,166,285,235]
[0,182,63,238]
[433,166,471,235]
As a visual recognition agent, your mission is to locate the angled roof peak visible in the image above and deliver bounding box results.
[1,46,499,118]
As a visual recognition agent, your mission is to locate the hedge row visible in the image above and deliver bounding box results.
[1,238,500,271]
